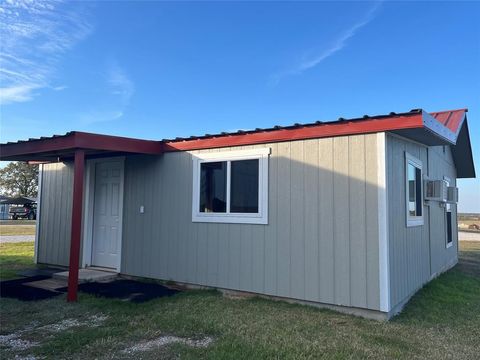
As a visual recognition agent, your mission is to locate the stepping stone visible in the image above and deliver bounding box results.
[25,278,67,291]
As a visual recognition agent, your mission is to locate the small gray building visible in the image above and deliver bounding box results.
[0,108,475,319]
[0,196,11,220]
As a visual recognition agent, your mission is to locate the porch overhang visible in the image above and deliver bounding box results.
[0,131,163,162]
[0,131,163,303]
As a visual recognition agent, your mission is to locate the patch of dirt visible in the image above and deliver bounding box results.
[122,335,214,354]
[222,289,255,300]
[0,314,107,355]
[0,333,38,351]
[39,314,107,332]
[39,318,82,332]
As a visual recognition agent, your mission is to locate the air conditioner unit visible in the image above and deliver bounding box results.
[447,186,458,203]
[425,180,448,202]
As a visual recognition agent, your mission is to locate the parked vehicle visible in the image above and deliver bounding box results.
[9,203,37,220]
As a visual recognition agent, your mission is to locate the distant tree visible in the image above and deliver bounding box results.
[0,162,38,197]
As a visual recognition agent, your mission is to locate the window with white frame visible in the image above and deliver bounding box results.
[444,176,453,248]
[405,152,424,227]
[192,148,270,224]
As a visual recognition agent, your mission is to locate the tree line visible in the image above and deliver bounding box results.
[0,162,39,197]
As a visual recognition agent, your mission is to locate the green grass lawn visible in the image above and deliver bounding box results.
[0,242,36,280]
[1,242,479,359]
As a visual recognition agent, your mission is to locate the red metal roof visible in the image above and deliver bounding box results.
[161,109,424,144]
[1,109,466,152]
[0,131,162,162]
[164,111,425,151]
[0,108,473,176]
[162,108,467,152]
[430,109,467,134]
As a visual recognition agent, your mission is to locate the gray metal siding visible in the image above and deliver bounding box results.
[386,135,458,309]
[428,145,458,276]
[37,162,73,266]
[35,134,383,311]
[121,134,383,310]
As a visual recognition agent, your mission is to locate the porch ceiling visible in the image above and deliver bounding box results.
[0,131,163,162]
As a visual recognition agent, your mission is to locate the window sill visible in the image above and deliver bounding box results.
[406,218,424,227]
[192,213,268,225]
[446,242,453,249]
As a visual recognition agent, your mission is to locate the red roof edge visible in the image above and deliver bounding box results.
[72,131,162,154]
[0,108,471,165]
[163,112,424,152]
[0,131,163,161]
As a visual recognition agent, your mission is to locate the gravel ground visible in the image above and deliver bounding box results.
[0,235,35,243]
[122,335,214,354]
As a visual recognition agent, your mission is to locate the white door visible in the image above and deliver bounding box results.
[91,160,123,269]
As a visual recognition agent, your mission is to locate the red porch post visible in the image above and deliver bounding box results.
[67,150,85,302]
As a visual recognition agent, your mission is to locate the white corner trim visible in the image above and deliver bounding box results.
[34,164,43,264]
[377,132,390,312]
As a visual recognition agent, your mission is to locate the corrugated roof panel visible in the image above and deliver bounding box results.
[430,109,467,133]
[0,108,467,148]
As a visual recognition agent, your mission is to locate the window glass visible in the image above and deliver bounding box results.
[230,159,259,213]
[446,211,453,245]
[408,163,417,216]
[406,155,423,225]
[415,167,422,216]
[199,161,227,213]
[192,148,270,224]
[445,178,453,246]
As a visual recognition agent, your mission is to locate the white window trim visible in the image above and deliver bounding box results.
[444,176,453,248]
[405,152,424,227]
[192,148,270,224]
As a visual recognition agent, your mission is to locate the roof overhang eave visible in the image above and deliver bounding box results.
[0,131,164,162]
[451,119,476,179]
[392,111,475,178]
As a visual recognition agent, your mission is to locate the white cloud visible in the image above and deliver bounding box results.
[76,62,134,124]
[107,62,134,104]
[0,0,92,104]
[52,85,67,91]
[271,1,383,84]
[0,84,39,104]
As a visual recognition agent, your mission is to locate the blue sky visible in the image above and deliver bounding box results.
[0,0,479,212]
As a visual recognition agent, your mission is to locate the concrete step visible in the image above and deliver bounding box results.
[53,269,118,283]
